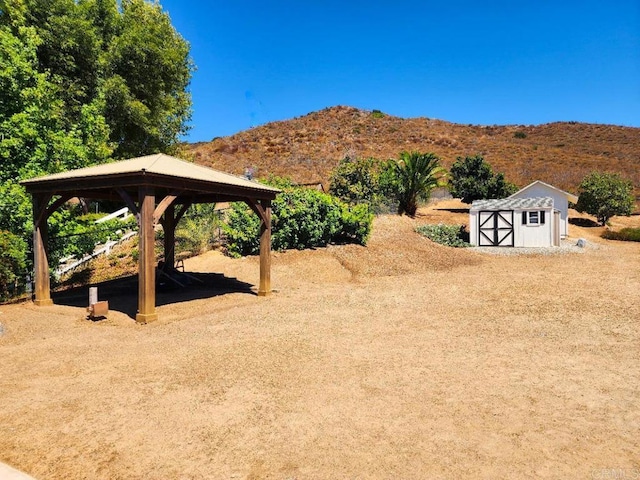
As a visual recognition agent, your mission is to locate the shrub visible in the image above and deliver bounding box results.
[514,131,527,139]
[416,224,470,247]
[174,204,223,255]
[223,183,373,257]
[371,109,385,119]
[335,203,373,244]
[329,157,397,213]
[0,230,27,300]
[575,171,635,226]
[602,227,640,242]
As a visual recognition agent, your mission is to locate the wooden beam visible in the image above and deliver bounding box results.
[175,200,192,224]
[163,203,176,269]
[38,194,73,226]
[153,190,182,225]
[32,194,53,306]
[116,188,139,225]
[257,199,272,296]
[136,186,158,323]
[245,198,268,225]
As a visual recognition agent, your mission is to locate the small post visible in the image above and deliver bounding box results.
[89,287,98,306]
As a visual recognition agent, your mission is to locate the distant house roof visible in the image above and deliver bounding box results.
[509,180,578,204]
[471,197,554,211]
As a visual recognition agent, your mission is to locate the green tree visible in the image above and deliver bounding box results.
[0,230,26,300]
[448,154,517,203]
[102,0,193,158]
[0,0,193,297]
[1,0,194,160]
[392,151,445,217]
[329,156,379,205]
[575,172,635,226]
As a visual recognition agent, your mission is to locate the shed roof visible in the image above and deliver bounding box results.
[509,180,578,203]
[471,197,554,211]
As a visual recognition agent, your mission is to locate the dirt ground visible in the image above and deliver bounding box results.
[1,199,639,479]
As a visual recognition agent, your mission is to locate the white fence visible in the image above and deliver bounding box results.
[55,209,136,277]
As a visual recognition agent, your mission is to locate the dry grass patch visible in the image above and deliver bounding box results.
[0,201,639,479]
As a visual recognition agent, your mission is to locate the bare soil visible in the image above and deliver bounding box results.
[1,200,639,479]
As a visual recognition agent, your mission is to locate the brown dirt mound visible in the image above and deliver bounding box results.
[330,213,481,278]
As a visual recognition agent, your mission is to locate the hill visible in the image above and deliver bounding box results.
[187,105,640,195]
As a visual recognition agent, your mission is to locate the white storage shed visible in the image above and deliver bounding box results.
[469,181,579,248]
[470,197,557,247]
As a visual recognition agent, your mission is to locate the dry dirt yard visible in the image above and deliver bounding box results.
[0,200,638,479]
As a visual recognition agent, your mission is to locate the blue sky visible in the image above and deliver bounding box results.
[159,1,640,142]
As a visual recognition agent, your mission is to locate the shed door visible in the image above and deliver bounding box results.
[478,210,514,247]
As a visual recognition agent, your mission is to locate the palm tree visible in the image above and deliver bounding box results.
[394,151,446,217]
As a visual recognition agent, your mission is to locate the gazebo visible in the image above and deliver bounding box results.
[20,154,280,323]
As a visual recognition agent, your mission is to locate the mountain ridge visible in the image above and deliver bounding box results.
[187,105,640,194]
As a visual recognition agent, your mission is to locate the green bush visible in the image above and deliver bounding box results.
[174,204,223,255]
[223,183,373,257]
[602,227,640,242]
[513,131,527,139]
[416,224,470,248]
[575,171,635,226]
[329,156,398,213]
[0,230,27,300]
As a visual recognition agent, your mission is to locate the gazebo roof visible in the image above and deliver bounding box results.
[21,153,279,201]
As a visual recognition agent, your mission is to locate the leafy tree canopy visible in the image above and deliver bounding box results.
[329,156,397,211]
[448,154,517,204]
[0,0,194,162]
[575,171,635,226]
[0,0,194,295]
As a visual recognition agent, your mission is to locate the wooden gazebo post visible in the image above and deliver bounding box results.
[257,199,272,296]
[32,194,53,306]
[136,186,158,323]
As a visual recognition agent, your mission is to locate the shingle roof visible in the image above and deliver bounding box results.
[21,153,280,194]
[471,197,554,211]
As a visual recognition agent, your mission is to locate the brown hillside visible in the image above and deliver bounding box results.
[187,105,640,194]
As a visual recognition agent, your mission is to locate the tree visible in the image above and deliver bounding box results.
[1,0,194,160]
[575,172,635,226]
[448,154,517,203]
[329,156,380,206]
[0,0,193,296]
[0,230,26,300]
[392,151,446,217]
[102,0,193,158]
[329,156,397,211]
